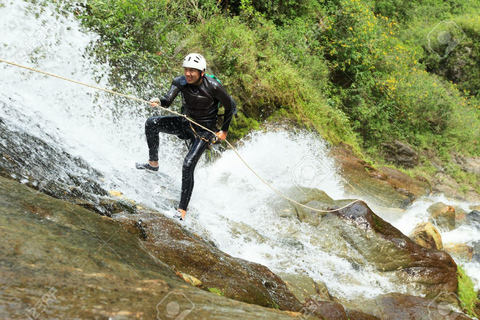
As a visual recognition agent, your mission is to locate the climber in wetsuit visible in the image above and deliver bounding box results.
[136,53,237,221]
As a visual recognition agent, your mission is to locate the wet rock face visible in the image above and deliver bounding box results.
[358,293,471,320]
[0,115,104,196]
[0,176,312,320]
[0,115,139,217]
[329,144,429,208]
[118,211,302,311]
[332,201,458,297]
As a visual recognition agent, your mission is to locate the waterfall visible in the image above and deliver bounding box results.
[1,0,478,302]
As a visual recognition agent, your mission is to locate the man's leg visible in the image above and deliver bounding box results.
[178,137,210,217]
[144,115,185,165]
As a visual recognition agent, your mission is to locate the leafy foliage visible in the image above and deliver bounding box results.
[77,0,480,166]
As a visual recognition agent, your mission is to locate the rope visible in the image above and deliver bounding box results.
[0,58,361,213]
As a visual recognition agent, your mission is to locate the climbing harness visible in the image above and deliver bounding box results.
[0,58,361,214]
[189,122,213,143]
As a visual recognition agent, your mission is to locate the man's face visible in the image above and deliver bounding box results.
[184,67,204,85]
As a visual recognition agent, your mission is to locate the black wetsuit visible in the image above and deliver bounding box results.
[145,75,236,211]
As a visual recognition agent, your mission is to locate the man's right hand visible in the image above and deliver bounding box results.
[149,98,160,107]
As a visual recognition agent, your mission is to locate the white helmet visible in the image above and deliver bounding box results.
[182,53,206,71]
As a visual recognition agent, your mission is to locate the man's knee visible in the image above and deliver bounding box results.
[145,116,157,128]
[182,157,195,172]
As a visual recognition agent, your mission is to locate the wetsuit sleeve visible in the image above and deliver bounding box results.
[160,76,185,107]
[212,83,237,132]
[160,84,180,108]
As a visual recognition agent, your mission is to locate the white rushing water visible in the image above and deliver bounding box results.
[1,0,479,302]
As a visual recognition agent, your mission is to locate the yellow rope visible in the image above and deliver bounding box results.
[0,58,361,213]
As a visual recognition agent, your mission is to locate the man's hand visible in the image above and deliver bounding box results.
[215,130,227,141]
[149,98,160,107]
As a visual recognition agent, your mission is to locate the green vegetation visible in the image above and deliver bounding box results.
[207,287,224,296]
[76,0,480,187]
[457,265,479,317]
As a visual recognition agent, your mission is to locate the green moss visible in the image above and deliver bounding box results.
[458,265,479,317]
[207,287,224,296]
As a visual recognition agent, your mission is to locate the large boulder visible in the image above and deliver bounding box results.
[276,192,459,298]
[116,211,302,311]
[0,176,308,320]
[409,222,443,250]
[330,201,458,298]
[427,202,456,231]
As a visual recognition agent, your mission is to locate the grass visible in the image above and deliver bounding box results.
[458,265,479,317]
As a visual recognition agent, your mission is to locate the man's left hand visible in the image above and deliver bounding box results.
[215,130,227,141]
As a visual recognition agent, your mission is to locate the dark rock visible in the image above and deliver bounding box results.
[468,210,480,224]
[0,116,112,208]
[333,201,458,298]
[381,140,419,168]
[0,115,148,218]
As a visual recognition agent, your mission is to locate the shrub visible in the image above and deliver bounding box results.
[317,0,480,156]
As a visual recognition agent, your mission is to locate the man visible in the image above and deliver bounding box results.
[136,53,237,221]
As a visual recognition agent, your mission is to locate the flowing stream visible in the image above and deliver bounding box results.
[1,0,479,302]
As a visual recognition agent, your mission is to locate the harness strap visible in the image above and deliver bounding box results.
[189,123,214,143]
